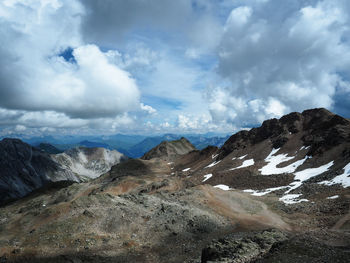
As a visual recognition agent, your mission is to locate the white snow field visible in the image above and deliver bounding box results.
[259,148,308,175]
[243,147,336,203]
[318,162,350,188]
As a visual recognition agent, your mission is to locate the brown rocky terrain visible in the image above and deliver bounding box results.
[0,108,349,262]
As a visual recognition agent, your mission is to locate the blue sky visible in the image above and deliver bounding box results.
[0,0,349,136]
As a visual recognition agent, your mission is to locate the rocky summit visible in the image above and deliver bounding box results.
[141,137,196,161]
[0,108,349,263]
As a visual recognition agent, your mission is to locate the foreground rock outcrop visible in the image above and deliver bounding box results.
[201,229,288,263]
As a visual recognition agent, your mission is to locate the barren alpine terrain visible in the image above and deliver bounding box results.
[0,108,349,263]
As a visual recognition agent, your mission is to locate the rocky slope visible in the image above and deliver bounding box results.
[141,137,196,161]
[0,139,78,202]
[175,108,350,205]
[52,147,127,180]
[0,108,349,262]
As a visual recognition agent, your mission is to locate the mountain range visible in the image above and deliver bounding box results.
[0,108,349,262]
[0,142,126,203]
[3,133,229,158]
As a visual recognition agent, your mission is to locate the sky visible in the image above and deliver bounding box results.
[0,0,349,136]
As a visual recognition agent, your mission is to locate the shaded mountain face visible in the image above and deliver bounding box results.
[141,137,196,162]
[0,139,78,202]
[52,147,127,179]
[0,108,349,263]
[0,140,127,202]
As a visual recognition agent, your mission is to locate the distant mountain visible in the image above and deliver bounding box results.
[124,134,229,158]
[0,138,79,201]
[4,133,230,159]
[0,139,127,202]
[186,135,230,150]
[126,134,181,158]
[78,140,112,149]
[37,143,63,154]
[52,147,127,179]
[141,137,196,161]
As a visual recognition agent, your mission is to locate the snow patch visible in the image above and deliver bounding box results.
[318,162,350,188]
[238,154,247,159]
[294,161,334,182]
[182,168,191,172]
[279,194,308,204]
[327,195,339,199]
[300,146,310,151]
[243,186,289,196]
[230,159,255,170]
[202,174,213,182]
[205,160,221,168]
[259,148,308,175]
[212,154,219,159]
[245,160,335,200]
[284,161,334,194]
[214,184,230,191]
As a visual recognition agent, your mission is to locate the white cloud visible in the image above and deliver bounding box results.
[207,0,350,126]
[140,103,157,115]
[15,125,26,132]
[0,1,140,120]
[1,0,350,136]
[226,6,252,27]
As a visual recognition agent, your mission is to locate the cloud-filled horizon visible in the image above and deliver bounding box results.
[0,0,349,136]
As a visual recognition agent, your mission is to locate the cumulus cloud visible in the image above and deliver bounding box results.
[208,0,350,126]
[1,0,349,136]
[0,1,140,119]
[140,103,157,115]
[80,0,222,54]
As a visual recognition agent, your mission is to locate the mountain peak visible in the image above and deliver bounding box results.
[219,108,349,160]
[141,137,196,161]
